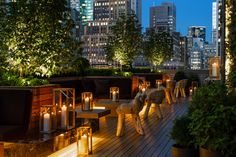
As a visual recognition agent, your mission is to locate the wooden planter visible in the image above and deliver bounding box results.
[172,144,199,157]
[200,147,223,157]
[29,84,59,131]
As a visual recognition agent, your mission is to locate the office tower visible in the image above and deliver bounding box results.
[81,0,134,67]
[188,26,206,42]
[79,0,93,35]
[150,2,176,33]
[212,2,217,47]
[215,0,223,56]
[131,0,142,24]
[187,26,207,69]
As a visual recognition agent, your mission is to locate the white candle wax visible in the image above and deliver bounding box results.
[190,89,193,96]
[61,105,67,128]
[79,135,88,154]
[212,63,217,77]
[84,97,90,110]
[43,113,50,132]
[112,91,116,101]
[141,88,145,94]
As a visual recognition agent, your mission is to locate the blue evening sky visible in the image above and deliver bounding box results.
[142,0,214,42]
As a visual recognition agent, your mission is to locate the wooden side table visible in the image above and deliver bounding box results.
[95,99,130,117]
[76,109,111,132]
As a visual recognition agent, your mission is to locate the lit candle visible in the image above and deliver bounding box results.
[79,134,88,154]
[61,105,67,128]
[85,97,90,110]
[212,63,217,77]
[142,88,145,93]
[112,91,116,101]
[43,113,50,132]
[190,89,193,96]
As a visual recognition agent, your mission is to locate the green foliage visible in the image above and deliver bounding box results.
[106,14,142,69]
[188,83,236,156]
[0,72,49,86]
[143,29,172,66]
[174,71,187,82]
[170,115,194,148]
[0,0,84,77]
[226,0,236,88]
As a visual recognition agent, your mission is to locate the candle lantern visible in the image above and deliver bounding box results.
[209,57,221,80]
[40,105,57,133]
[156,80,163,89]
[189,88,193,96]
[110,87,119,102]
[77,126,92,155]
[53,88,75,130]
[81,92,93,111]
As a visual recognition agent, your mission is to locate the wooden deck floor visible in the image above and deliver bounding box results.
[85,98,189,157]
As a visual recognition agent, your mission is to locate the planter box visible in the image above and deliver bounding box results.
[200,147,223,157]
[0,84,59,134]
[172,144,199,157]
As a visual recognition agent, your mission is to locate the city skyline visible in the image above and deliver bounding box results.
[142,0,214,42]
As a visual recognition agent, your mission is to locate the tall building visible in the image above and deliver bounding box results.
[215,0,224,57]
[131,0,142,24]
[188,26,206,41]
[187,26,207,69]
[149,2,176,33]
[81,0,135,66]
[212,2,217,47]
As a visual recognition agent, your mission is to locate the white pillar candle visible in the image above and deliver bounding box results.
[43,113,50,132]
[190,89,193,96]
[84,97,90,110]
[112,91,116,101]
[79,135,88,154]
[61,105,67,128]
[212,63,217,77]
[141,88,145,94]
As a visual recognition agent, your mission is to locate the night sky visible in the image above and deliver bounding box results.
[142,0,214,42]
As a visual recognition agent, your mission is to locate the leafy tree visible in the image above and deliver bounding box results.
[226,0,236,88]
[106,14,142,70]
[143,29,172,68]
[0,0,84,77]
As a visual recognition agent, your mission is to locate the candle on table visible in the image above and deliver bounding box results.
[85,97,90,110]
[61,105,67,128]
[43,113,50,132]
[112,91,116,101]
[142,88,145,93]
[212,63,217,77]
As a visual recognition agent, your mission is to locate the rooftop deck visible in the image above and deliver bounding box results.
[87,98,189,157]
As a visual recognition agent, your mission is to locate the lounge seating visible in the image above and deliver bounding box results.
[116,92,146,137]
[143,88,165,119]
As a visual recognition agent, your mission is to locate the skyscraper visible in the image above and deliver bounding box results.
[79,0,93,35]
[81,0,136,66]
[212,2,217,47]
[150,2,176,33]
[81,0,142,67]
[188,26,207,69]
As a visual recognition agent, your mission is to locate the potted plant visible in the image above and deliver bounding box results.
[171,115,198,157]
[188,83,236,157]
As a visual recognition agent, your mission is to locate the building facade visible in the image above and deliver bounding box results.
[149,2,176,33]
[81,0,135,67]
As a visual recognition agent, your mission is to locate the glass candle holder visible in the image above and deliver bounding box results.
[81,92,93,111]
[110,87,119,102]
[53,88,75,130]
[77,126,92,155]
[156,79,163,89]
[40,105,57,133]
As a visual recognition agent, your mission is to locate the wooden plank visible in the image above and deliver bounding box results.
[0,143,4,157]
[87,98,189,157]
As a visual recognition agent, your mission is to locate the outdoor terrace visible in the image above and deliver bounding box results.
[86,98,188,157]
